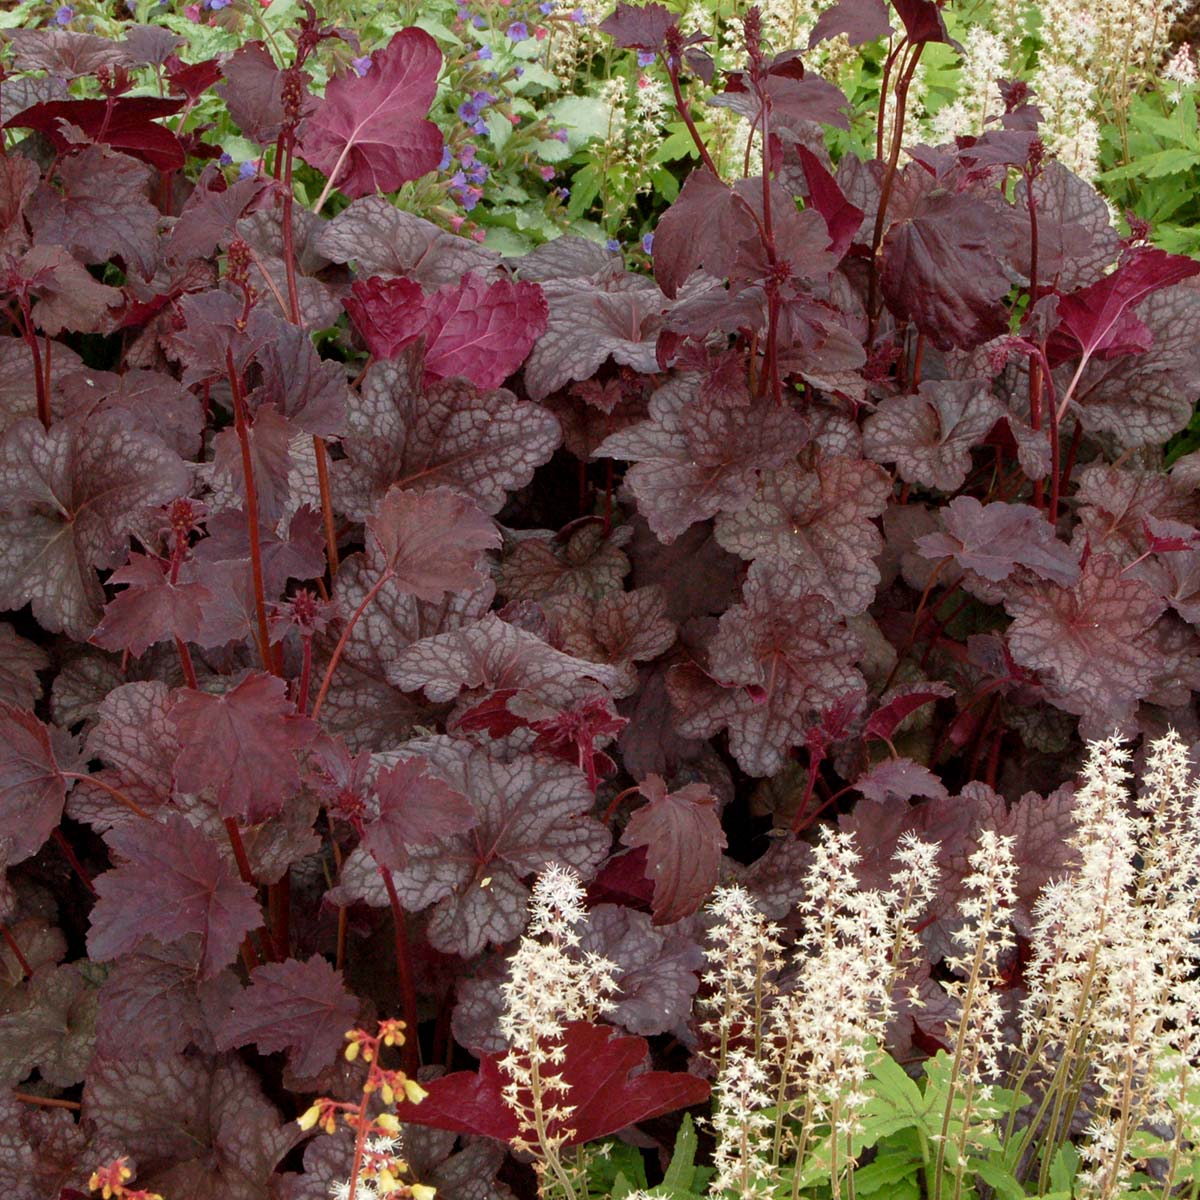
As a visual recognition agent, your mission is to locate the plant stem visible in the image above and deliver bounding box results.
[62,772,150,820]
[226,349,275,672]
[223,816,265,969]
[1,924,33,977]
[310,570,392,719]
[377,863,420,1074]
[13,1092,80,1110]
[51,829,97,895]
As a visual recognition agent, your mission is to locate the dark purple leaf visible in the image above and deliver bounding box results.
[363,756,477,869]
[169,672,318,824]
[214,957,359,1077]
[0,705,67,864]
[808,0,893,46]
[92,553,212,657]
[88,812,262,979]
[621,774,725,924]
[598,2,679,50]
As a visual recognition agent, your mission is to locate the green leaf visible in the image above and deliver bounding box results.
[1048,1141,1080,1194]
[486,110,512,153]
[566,163,603,220]
[974,1158,1026,1200]
[650,167,680,203]
[852,1144,923,1195]
[414,17,464,45]
[547,96,612,150]
[663,1114,699,1191]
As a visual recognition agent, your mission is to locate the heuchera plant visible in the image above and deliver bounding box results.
[0,1,1198,1196]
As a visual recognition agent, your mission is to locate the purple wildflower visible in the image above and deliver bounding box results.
[351,55,372,76]
[558,187,570,200]
[539,1,554,12]
[219,151,233,166]
[460,143,478,165]
[55,4,74,22]
[438,145,453,171]
[238,161,257,180]
[636,50,655,66]
[472,13,487,27]
[570,8,587,22]
[606,238,621,251]
[642,232,654,254]
[551,127,568,142]
[507,21,529,39]
[477,45,493,60]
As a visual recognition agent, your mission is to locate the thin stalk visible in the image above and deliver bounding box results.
[226,350,275,671]
[310,570,392,719]
[13,1092,80,1110]
[62,772,150,820]
[378,863,419,1074]
[1,924,33,977]
[665,61,719,176]
[223,816,265,969]
[51,828,97,895]
[312,142,354,216]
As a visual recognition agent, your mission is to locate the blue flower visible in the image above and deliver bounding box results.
[513,65,525,76]
[551,126,568,142]
[450,170,469,188]
[472,13,487,27]
[466,163,489,184]
[636,50,655,66]
[207,0,231,8]
[477,45,493,60]
[558,186,570,200]
[456,3,469,15]
[606,238,621,251]
[471,118,488,135]
[642,232,654,254]
[238,161,257,180]
[438,145,453,171]
[506,21,529,39]
[460,143,478,165]
[54,4,74,23]
[219,151,233,166]
[539,1,554,12]
[570,8,587,22]
[457,99,479,121]
[472,90,496,108]
[351,55,372,76]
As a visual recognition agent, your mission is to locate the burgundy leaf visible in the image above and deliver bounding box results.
[854,757,949,804]
[88,812,262,979]
[916,496,1080,585]
[299,28,443,199]
[796,145,865,259]
[0,705,68,864]
[391,1020,709,1144]
[862,379,1004,492]
[343,275,427,360]
[217,42,302,145]
[526,694,629,791]
[668,559,864,776]
[890,0,954,43]
[92,553,212,658]
[0,961,97,1089]
[169,672,318,824]
[714,456,891,616]
[336,350,561,519]
[1049,246,1200,365]
[880,188,1015,350]
[317,195,500,283]
[9,28,132,77]
[363,756,477,870]
[420,274,549,389]
[621,774,726,924]
[366,485,499,601]
[598,2,679,50]
[863,683,955,744]
[808,0,893,46]
[0,624,48,710]
[0,411,188,639]
[214,957,359,1078]
[10,245,122,336]
[28,146,159,280]
[248,318,349,438]
[332,736,609,957]
[595,375,809,542]
[1005,553,1167,733]
[6,96,186,172]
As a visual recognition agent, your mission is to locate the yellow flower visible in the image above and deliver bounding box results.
[296,1104,323,1132]
[402,1078,428,1104]
[411,1185,438,1200]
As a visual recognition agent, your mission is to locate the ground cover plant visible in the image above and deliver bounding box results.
[0,0,1199,1197]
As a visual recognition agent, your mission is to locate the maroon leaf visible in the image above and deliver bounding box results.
[9,28,132,77]
[214,956,359,1078]
[0,624,48,710]
[916,496,1080,585]
[336,350,561,519]
[363,756,477,870]
[343,275,427,360]
[0,961,97,1089]
[796,145,865,259]
[621,774,726,924]
[83,1051,302,1197]
[854,757,949,804]
[1004,553,1167,732]
[421,274,549,389]
[332,736,609,956]
[217,42,303,145]
[92,553,212,658]
[526,693,629,791]
[88,812,262,979]
[713,456,891,616]
[863,683,955,744]
[808,0,893,46]
[28,146,159,281]
[668,559,864,776]
[0,411,188,639]
[598,2,680,50]
[0,705,68,864]
[6,96,186,172]
[391,1020,709,1144]
[169,673,318,824]
[10,245,122,336]
[1049,246,1200,365]
[366,485,499,601]
[862,379,1004,492]
[248,318,349,438]
[880,188,1015,350]
[891,0,955,43]
[595,375,809,542]
[299,28,443,199]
